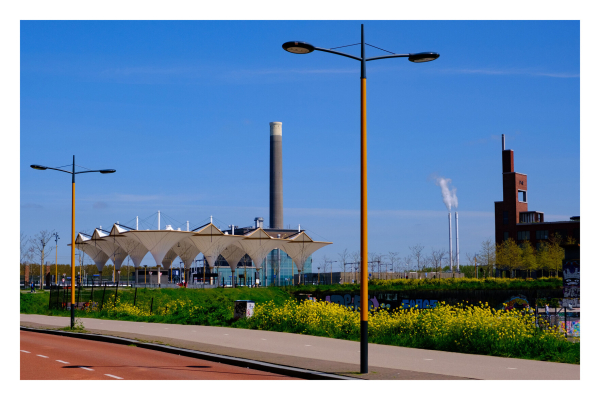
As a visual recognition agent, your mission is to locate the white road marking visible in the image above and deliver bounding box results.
[105,374,123,379]
[37,355,49,358]
[81,367,94,371]
[507,368,517,370]
[20,350,30,353]
[56,360,69,364]
[424,359,433,361]
[165,328,168,330]
[305,345,311,347]
[261,339,266,340]
[223,334,228,335]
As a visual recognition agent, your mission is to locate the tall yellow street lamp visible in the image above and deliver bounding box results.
[282,24,439,374]
[31,156,116,328]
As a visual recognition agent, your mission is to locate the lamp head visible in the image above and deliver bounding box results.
[100,169,116,174]
[408,52,440,63]
[282,41,315,54]
[31,165,47,170]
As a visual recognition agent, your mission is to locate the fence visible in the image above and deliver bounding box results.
[48,285,185,315]
[49,284,125,311]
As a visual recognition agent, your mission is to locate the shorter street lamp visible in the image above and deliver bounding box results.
[31,156,115,328]
[53,233,60,285]
[327,260,338,285]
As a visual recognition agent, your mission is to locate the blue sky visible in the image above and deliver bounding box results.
[20,20,580,269]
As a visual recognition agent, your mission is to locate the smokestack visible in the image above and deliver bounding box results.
[502,134,505,151]
[448,212,453,273]
[455,212,459,272]
[270,122,283,229]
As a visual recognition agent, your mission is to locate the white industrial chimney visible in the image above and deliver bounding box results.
[455,212,459,272]
[448,212,453,273]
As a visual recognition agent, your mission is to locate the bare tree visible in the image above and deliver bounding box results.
[20,233,31,266]
[480,238,497,278]
[319,254,329,284]
[338,248,350,283]
[465,252,477,266]
[409,244,425,271]
[388,251,399,279]
[351,251,360,283]
[30,230,55,289]
[421,255,432,271]
[402,255,412,276]
[368,252,382,279]
[430,248,446,274]
[20,233,32,279]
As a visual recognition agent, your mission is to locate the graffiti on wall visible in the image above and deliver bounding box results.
[308,293,439,310]
[559,320,580,337]
[563,260,580,299]
[502,295,530,311]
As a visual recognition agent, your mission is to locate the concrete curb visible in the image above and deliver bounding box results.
[20,326,360,380]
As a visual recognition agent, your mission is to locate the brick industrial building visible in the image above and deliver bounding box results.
[494,135,580,249]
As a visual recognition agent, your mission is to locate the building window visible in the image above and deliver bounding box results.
[517,231,530,241]
[503,211,508,225]
[503,232,509,241]
[535,230,549,240]
[518,190,527,203]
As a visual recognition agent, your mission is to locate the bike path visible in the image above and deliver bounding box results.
[20,314,579,380]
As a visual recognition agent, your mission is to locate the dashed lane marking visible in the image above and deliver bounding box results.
[37,355,49,358]
[56,360,69,364]
[424,359,433,361]
[507,368,517,370]
[80,367,94,371]
[20,350,30,353]
[105,374,123,380]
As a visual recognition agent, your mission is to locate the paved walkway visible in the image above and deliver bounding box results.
[20,314,579,380]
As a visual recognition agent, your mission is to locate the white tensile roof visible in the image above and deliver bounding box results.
[234,228,287,270]
[109,224,149,268]
[172,237,201,269]
[281,231,332,274]
[74,232,109,272]
[90,229,128,270]
[188,223,242,268]
[219,244,247,271]
[123,229,193,266]
[161,248,179,269]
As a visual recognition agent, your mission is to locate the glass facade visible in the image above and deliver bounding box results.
[213,249,312,286]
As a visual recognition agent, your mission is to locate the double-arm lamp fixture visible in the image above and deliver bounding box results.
[282,24,439,374]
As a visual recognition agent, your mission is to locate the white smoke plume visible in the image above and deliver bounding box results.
[435,176,458,211]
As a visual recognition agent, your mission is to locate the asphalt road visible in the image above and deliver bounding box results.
[20,331,300,380]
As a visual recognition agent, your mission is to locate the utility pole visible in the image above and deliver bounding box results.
[53,233,60,285]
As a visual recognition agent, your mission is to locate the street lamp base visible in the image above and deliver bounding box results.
[360,320,368,373]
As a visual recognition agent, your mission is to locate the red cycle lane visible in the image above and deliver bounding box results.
[20,331,300,380]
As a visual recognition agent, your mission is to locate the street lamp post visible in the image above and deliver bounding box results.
[327,260,338,285]
[31,156,115,328]
[53,232,60,285]
[283,24,438,373]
